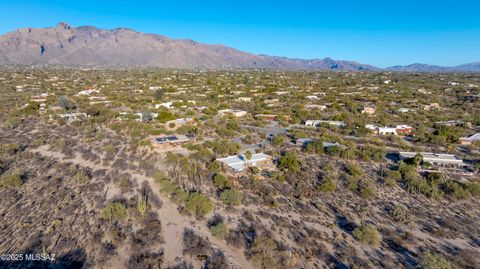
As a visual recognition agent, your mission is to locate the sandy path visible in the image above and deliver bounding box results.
[30,145,253,269]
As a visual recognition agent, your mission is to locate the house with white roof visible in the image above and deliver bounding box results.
[135,112,159,122]
[459,133,480,145]
[398,152,464,167]
[216,153,272,173]
[304,120,346,128]
[76,89,100,96]
[238,97,252,102]
[218,109,247,118]
[304,104,327,110]
[361,106,376,115]
[155,101,174,109]
[366,124,414,136]
[49,113,88,122]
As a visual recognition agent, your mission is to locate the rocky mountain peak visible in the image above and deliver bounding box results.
[55,22,71,31]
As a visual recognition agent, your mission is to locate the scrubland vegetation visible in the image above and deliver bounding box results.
[0,68,479,268]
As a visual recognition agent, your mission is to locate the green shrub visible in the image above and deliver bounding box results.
[352,224,382,246]
[205,140,241,155]
[208,161,222,174]
[73,170,90,185]
[4,116,21,129]
[250,236,277,268]
[137,197,148,217]
[443,181,470,200]
[210,223,229,239]
[388,204,413,224]
[358,179,376,198]
[153,171,179,194]
[304,140,324,154]
[466,182,480,197]
[346,163,363,177]
[420,251,451,269]
[318,176,337,192]
[278,151,300,172]
[172,188,189,203]
[185,192,213,217]
[101,202,127,222]
[346,174,359,191]
[271,136,284,147]
[213,174,234,190]
[157,110,175,123]
[220,189,243,206]
[1,143,20,155]
[385,170,401,187]
[0,173,23,188]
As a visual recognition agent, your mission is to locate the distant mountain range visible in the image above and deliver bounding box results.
[386,62,480,72]
[0,22,479,72]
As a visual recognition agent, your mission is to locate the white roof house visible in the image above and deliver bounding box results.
[238,97,252,102]
[155,101,174,109]
[135,112,159,122]
[362,107,376,115]
[459,133,480,145]
[377,127,398,135]
[216,153,272,172]
[304,104,327,110]
[217,109,247,118]
[304,120,346,127]
[366,124,413,136]
[50,113,88,122]
[76,89,100,96]
[399,152,464,166]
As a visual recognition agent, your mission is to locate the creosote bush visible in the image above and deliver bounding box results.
[213,173,234,190]
[250,236,277,268]
[420,251,451,269]
[352,224,382,246]
[318,176,337,192]
[220,188,243,206]
[210,223,229,239]
[185,192,213,218]
[0,173,23,188]
[101,202,127,223]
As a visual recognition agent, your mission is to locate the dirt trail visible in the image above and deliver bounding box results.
[30,145,253,269]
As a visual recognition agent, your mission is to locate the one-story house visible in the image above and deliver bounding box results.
[216,153,272,173]
[218,109,247,118]
[49,113,88,122]
[398,152,464,167]
[304,120,346,128]
[153,134,190,146]
[459,133,480,145]
[366,124,414,136]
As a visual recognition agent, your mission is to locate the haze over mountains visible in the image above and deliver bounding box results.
[0,22,479,72]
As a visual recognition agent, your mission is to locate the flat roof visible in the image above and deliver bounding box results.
[216,153,271,172]
[154,134,190,144]
[463,133,480,141]
[399,152,463,164]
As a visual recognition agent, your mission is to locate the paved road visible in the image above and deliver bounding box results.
[242,123,290,136]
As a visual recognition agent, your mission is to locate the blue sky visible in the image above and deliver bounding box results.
[1,0,479,67]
